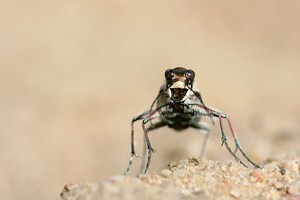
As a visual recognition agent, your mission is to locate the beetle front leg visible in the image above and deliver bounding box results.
[141,106,168,173]
[140,121,167,173]
[124,110,150,175]
[212,111,260,168]
[189,104,260,168]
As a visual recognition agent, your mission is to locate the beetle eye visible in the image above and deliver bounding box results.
[186,69,195,81]
[165,69,174,81]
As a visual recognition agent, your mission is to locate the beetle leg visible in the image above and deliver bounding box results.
[140,121,167,173]
[124,110,150,175]
[190,121,211,159]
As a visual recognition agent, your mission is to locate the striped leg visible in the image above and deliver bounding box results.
[139,121,167,173]
[124,111,149,175]
[189,104,260,168]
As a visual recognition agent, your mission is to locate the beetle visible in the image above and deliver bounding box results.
[124,67,259,175]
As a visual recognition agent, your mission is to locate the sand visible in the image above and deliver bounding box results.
[61,151,300,200]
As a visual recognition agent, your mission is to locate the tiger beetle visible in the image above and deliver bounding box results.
[124,67,260,175]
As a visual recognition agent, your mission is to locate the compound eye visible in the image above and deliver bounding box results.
[186,69,195,81]
[165,69,174,81]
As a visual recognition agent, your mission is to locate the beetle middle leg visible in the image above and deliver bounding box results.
[190,121,211,159]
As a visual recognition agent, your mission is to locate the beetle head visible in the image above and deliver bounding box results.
[164,67,195,102]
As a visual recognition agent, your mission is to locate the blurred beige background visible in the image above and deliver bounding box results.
[1,1,300,199]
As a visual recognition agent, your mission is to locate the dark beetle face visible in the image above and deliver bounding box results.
[165,67,195,86]
[164,67,195,102]
[170,87,189,102]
